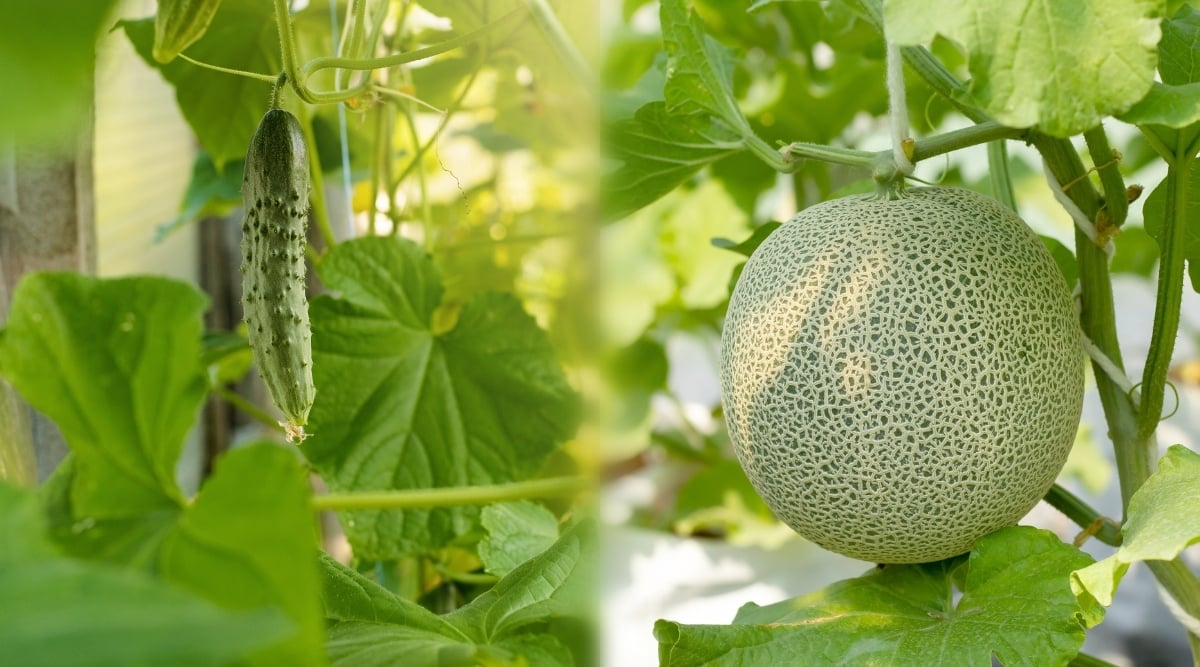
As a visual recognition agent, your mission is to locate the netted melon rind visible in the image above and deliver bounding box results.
[719,187,1084,564]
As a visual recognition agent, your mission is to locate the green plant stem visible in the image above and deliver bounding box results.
[909,122,1026,161]
[300,9,525,87]
[391,66,482,193]
[176,54,277,83]
[1137,156,1188,440]
[1083,126,1129,228]
[296,106,338,249]
[987,141,1017,211]
[854,0,989,124]
[520,0,595,92]
[369,100,387,236]
[273,0,316,104]
[399,101,434,247]
[1034,133,1200,652]
[1042,484,1121,547]
[337,0,370,90]
[433,563,498,586]
[782,122,1024,174]
[213,386,284,434]
[781,142,876,168]
[310,476,588,512]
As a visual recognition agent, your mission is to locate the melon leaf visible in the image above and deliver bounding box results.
[656,526,1100,667]
[1071,446,1200,608]
[1142,162,1200,293]
[603,0,772,221]
[884,0,1161,137]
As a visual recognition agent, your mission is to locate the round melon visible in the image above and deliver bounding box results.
[719,186,1084,564]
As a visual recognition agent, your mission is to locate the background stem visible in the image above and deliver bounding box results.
[311,476,588,511]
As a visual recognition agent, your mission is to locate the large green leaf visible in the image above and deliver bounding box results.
[884,0,1162,136]
[657,527,1100,666]
[1142,162,1200,292]
[159,443,325,666]
[1159,4,1200,86]
[1072,446,1200,608]
[39,445,325,666]
[604,97,745,222]
[0,272,324,664]
[447,520,595,642]
[0,0,118,146]
[302,237,577,559]
[121,2,281,171]
[660,0,752,133]
[1118,82,1200,129]
[0,273,208,516]
[603,0,774,220]
[1,560,291,667]
[318,522,593,666]
[0,483,292,667]
[318,552,463,634]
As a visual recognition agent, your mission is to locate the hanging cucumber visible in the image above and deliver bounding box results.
[240,107,315,440]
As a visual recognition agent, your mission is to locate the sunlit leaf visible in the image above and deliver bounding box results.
[884,0,1162,136]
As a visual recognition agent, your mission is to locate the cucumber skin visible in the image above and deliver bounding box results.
[240,109,315,430]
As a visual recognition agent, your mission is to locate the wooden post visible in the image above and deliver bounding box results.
[0,131,97,483]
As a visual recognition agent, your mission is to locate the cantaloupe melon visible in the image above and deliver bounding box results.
[719,186,1084,563]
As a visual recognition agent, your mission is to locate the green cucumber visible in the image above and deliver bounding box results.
[240,108,315,438]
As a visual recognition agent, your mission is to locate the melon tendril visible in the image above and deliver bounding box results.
[1042,162,1115,258]
[1081,332,1139,407]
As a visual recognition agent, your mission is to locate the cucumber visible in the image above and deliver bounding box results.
[153,0,223,63]
[240,108,314,439]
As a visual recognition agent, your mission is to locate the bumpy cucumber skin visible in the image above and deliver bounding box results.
[153,0,224,63]
[241,109,315,431]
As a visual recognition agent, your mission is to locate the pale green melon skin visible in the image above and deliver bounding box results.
[720,187,1084,564]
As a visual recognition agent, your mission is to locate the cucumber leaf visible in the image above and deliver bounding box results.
[319,521,594,666]
[0,273,207,516]
[478,501,561,577]
[0,482,293,667]
[302,237,577,559]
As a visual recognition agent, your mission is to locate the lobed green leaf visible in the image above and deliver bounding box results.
[1072,446,1200,608]
[0,273,208,517]
[302,237,577,559]
[884,0,1162,136]
[658,527,1099,667]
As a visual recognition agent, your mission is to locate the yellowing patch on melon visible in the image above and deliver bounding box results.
[720,187,1085,564]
